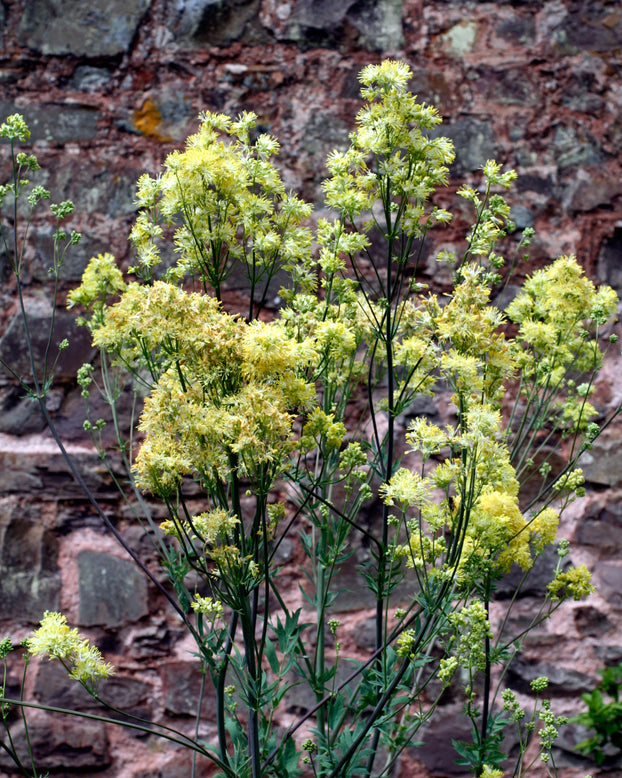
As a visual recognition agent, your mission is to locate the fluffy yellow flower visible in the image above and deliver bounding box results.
[548,564,594,601]
[529,508,559,554]
[28,612,114,690]
[380,468,429,508]
[469,490,531,573]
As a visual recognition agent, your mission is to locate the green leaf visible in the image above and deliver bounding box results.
[264,637,280,675]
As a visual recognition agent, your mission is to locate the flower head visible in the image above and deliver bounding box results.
[27,612,114,691]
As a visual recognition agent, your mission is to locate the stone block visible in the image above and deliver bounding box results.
[580,432,622,488]
[0,296,95,383]
[0,101,99,144]
[410,706,474,776]
[27,226,125,288]
[285,0,403,51]
[0,713,110,771]
[35,659,153,726]
[594,561,622,610]
[132,91,194,143]
[131,751,215,778]
[506,655,595,695]
[574,605,611,637]
[559,1,622,54]
[576,503,622,554]
[129,623,177,659]
[494,544,559,601]
[552,124,603,170]
[17,0,152,57]
[71,65,114,93]
[160,660,218,720]
[0,500,60,622]
[169,0,267,46]
[435,118,497,174]
[78,550,149,627]
[597,227,622,295]
[0,384,48,436]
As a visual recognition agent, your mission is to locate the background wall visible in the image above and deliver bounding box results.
[1,1,622,776]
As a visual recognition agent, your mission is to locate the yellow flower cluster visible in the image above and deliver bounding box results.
[67,252,126,326]
[436,265,514,403]
[322,59,454,236]
[448,600,493,673]
[300,408,347,454]
[389,397,564,583]
[190,595,224,619]
[28,612,114,690]
[75,272,319,493]
[129,110,312,294]
[507,255,618,433]
[547,564,595,601]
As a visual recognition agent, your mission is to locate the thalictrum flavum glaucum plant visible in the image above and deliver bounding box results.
[1,60,617,778]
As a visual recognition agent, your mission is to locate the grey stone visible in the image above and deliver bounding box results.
[160,660,217,719]
[0,714,110,770]
[299,109,351,199]
[597,226,622,295]
[353,616,376,650]
[17,0,152,57]
[574,605,612,637]
[496,15,535,43]
[0,102,100,143]
[494,544,559,601]
[516,173,556,197]
[0,296,96,383]
[506,655,595,695]
[493,283,521,312]
[129,623,177,658]
[0,384,48,435]
[594,561,622,610]
[552,124,603,170]
[510,205,534,230]
[563,168,622,213]
[283,662,354,715]
[0,439,118,498]
[412,706,474,776]
[42,159,138,218]
[407,68,456,113]
[132,752,213,778]
[576,503,622,554]
[285,0,403,51]
[35,659,151,713]
[552,722,605,769]
[579,433,622,488]
[52,378,139,446]
[27,224,89,284]
[78,550,149,627]
[560,1,622,54]
[0,501,60,621]
[302,110,351,164]
[403,393,439,420]
[71,65,114,93]
[562,67,605,113]
[473,66,538,107]
[131,90,195,143]
[169,0,267,46]
[594,644,622,666]
[437,118,497,174]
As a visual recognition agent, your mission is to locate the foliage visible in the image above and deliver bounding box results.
[0,60,619,778]
[573,663,622,766]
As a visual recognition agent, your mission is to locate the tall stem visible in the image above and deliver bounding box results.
[240,605,261,778]
[479,581,492,777]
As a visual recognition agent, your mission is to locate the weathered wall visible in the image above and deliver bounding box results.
[1,1,622,776]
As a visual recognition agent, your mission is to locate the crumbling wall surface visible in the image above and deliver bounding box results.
[1,1,622,776]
